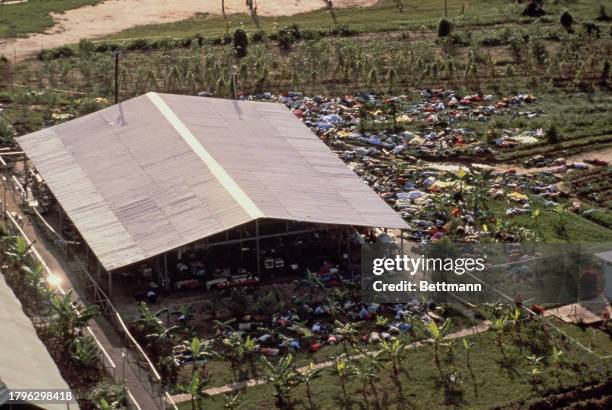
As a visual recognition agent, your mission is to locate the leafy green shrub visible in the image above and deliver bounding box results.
[282,24,302,40]
[0,116,15,145]
[583,21,601,37]
[88,382,127,409]
[191,33,205,47]
[37,46,75,61]
[251,29,266,43]
[560,10,574,32]
[92,42,122,53]
[150,37,174,50]
[545,122,560,144]
[330,24,358,37]
[233,28,249,58]
[480,27,513,46]
[278,26,299,50]
[78,39,95,57]
[522,1,546,18]
[125,38,152,51]
[438,18,452,37]
[301,29,321,41]
[76,97,110,115]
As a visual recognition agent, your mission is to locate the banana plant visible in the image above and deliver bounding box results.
[353,354,381,399]
[261,354,302,408]
[3,236,33,267]
[377,338,407,378]
[144,324,184,359]
[332,354,354,402]
[551,346,564,369]
[131,301,169,338]
[49,291,100,347]
[493,316,508,356]
[188,370,209,410]
[425,318,453,367]
[299,362,323,408]
[70,335,100,369]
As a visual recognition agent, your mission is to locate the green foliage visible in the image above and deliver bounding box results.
[261,354,302,406]
[560,11,574,32]
[88,381,127,410]
[70,335,101,368]
[437,18,452,38]
[0,0,101,38]
[233,28,249,58]
[48,290,100,344]
[37,45,76,61]
[545,121,560,144]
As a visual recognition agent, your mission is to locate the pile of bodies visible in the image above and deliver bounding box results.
[242,91,564,243]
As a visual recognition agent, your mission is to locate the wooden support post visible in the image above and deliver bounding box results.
[255,220,261,275]
[163,253,168,289]
[22,153,28,205]
[2,173,6,220]
[108,269,113,299]
[337,226,342,262]
[58,204,63,230]
[96,260,101,281]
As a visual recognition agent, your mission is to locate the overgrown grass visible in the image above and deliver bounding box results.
[0,0,101,38]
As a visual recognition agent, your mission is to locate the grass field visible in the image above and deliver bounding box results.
[0,0,100,38]
[104,0,610,40]
[176,323,610,409]
[488,198,612,243]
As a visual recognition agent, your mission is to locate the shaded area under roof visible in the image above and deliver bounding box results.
[0,273,77,409]
[17,93,408,271]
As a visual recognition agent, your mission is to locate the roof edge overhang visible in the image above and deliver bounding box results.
[107,216,407,271]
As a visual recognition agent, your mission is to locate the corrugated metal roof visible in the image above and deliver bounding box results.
[17,93,408,271]
[0,273,77,409]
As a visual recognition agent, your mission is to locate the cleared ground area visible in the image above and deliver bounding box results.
[0,0,377,60]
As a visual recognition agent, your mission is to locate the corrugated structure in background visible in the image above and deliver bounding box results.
[0,274,77,409]
[18,93,408,271]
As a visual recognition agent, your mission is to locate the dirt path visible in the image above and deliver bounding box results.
[0,0,377,61]
[493,144,612,175]
[171,320,492,402]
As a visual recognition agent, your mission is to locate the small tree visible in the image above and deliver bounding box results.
[299,362,323,408]
[438,18,452,37]
[462,338,473,369]
[546,122,560,144]
[0,115,16,145]
[233,28,249,58]
[48,291,100,348]
[70,335,100,370]
[353,354,382,398]
[596,5,610,22]
[188,370,209,410]
[493,317,507,355]
[332,354,354,403]
[560,10,574,33]
[378,338,407,378]
[522,0,546,18]
[425,319,453,366]
[261,354,302,408]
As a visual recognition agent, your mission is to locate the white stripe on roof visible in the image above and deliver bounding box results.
[147,92,264,220]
